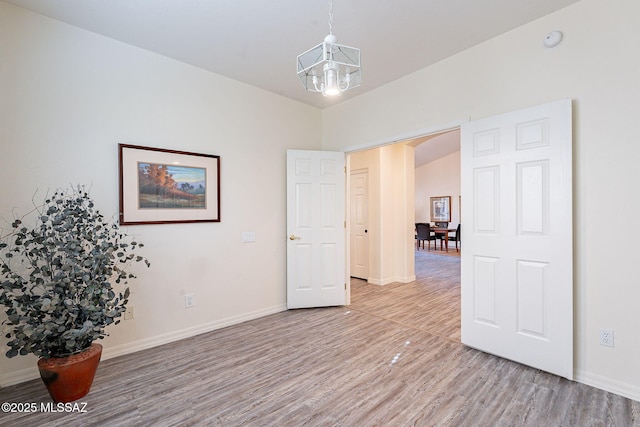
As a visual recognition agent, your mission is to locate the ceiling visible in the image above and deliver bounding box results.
[409,129,461,168]
[4,0,579,167]
[4,0,581,110]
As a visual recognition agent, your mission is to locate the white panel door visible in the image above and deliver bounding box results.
[350,169,369,280]
[287,150,346,309]
[461,99,573,379]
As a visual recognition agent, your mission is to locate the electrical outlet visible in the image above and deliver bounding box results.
[124,306,134,320]
[599,328,614,347]
[185,294,194,308]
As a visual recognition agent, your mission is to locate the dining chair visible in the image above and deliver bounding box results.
[434,221,449,250]
[415,223,437,250]
[446,223,461,252]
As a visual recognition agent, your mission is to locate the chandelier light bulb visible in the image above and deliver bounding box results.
[323,62,340,96]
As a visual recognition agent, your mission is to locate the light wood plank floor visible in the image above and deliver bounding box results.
[1,250,639,426]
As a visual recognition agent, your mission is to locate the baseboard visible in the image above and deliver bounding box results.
[0,303,287,388]
[575,369,640,402]
[367,275,416,286]
[0,366,39,388]
[101,303,287,361]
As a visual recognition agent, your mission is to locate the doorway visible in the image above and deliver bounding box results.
[347,128,462,340]
[347,129,461,284]
[345,100,573,378]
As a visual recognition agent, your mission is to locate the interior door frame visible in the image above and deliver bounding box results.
[345,155,352,304]
[344,121,464,305]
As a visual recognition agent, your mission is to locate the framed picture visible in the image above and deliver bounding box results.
[430,196,451,222]
[119,144,220,225]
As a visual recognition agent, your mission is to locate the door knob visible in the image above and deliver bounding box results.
[289,234,301,240]
[364,229,368,233]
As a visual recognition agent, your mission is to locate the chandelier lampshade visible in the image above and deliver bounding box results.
[296,1,361,96]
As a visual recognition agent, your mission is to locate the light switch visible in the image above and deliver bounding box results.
[242,232,256,243]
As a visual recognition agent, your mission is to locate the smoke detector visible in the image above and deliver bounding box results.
[544,31,564,48]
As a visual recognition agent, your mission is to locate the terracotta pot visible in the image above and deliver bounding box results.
[37,343,102,403]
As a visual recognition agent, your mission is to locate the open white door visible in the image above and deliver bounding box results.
[287,150,346,309]
[461,99,573,379]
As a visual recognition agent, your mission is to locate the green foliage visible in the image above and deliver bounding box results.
[0,186,150,359]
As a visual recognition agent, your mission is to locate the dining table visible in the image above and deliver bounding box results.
[431,228,457,252]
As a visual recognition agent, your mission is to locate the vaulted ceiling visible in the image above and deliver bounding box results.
[4,0,581,109]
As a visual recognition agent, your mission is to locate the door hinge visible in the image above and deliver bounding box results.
[344,221,346,228]
[344,283,347,290]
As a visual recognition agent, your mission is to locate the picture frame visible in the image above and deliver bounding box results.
[430,196,451,222]
[119,144,220,225]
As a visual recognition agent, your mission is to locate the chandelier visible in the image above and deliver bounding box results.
[296,0,361,96]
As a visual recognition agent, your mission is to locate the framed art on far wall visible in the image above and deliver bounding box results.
[430,196,451,222]
[119,144,220,225]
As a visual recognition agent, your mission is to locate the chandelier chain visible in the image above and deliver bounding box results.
[328,0,333,35]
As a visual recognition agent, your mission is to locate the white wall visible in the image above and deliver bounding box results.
[415,151,461,226]
[0,3,322,385]
[3,0,640,403]
[323,0,640,401]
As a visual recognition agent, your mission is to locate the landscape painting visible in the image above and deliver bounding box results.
[119,144,220,225]
[138,163,206,209]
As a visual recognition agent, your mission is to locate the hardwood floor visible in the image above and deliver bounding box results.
[350,249,461,342]
[1,249,639,426]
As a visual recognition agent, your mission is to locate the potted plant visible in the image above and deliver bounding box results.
[0,186,149,402]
